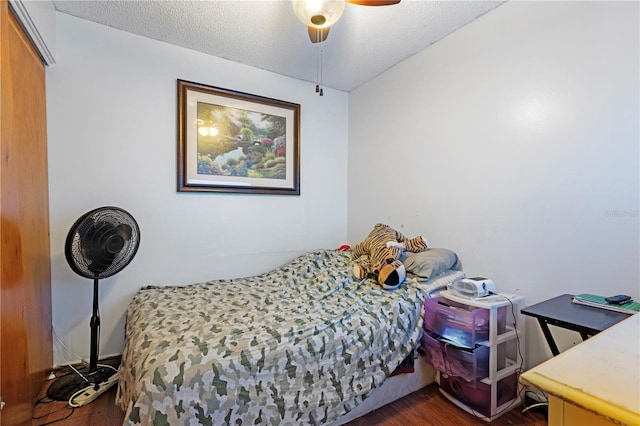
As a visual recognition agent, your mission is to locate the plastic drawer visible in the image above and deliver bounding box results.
[439,372,518,418]
[422,332,489,382]
[424,296,506,348]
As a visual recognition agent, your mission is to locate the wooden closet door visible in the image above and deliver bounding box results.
[0,0,53,424]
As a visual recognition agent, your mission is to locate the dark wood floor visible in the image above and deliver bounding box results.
[33,379,546,426]
[345,385,546,426]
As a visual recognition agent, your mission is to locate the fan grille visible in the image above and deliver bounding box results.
[65,207,140,279]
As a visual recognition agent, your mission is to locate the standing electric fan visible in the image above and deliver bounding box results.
[47,206,140,406]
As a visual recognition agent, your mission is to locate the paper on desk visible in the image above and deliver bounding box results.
[572,294,640,315]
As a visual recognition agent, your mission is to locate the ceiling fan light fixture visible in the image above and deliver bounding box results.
[293,0,346,29]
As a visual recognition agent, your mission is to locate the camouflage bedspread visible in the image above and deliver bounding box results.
[116,249,456,425]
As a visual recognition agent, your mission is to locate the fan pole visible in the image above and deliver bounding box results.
[89,277,100,371]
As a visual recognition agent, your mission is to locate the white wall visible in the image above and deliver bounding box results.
[348,1,639,367]
[46,13,349,365]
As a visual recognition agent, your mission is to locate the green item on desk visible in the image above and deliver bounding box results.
[573,294,640,314]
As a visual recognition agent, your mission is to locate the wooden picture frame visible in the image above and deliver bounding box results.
[177,80,300,195]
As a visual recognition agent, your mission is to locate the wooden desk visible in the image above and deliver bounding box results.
[521,294,631,356]
[521,314,640,426]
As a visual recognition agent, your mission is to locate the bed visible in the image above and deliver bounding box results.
[116,248,464,425]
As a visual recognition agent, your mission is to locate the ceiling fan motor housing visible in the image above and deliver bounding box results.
[294,0,400,44]
[293,0,346,29]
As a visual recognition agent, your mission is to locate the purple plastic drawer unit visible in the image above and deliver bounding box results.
[439,372,518,418]
[422,332,489,383]
[424,296,506,348]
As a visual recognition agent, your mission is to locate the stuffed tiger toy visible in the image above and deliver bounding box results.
[351,223,428,289]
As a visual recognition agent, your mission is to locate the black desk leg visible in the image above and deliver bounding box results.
[537,318,560,356]
[579,331,590,341]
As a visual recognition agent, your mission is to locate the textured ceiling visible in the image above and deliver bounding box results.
[52,0,505,92]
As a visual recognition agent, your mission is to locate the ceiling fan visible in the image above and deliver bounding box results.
[293,0,401,43]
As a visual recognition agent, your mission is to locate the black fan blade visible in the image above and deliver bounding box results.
[81,222,133,275]
[104,224,132,254]
[88,258,114,275]
[77,217,96,241]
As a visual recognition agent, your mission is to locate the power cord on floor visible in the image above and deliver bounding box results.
[522,388,549,418]
[32,396,75,425]
[522,401,549,414]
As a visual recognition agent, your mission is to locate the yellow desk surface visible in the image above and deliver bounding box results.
[521,313,640,426]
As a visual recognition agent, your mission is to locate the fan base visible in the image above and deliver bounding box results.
[46,366,116,401]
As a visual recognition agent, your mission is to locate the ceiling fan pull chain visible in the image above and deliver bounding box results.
[315,39,320,93]
[320,41,324,96]
[315,27,321,94]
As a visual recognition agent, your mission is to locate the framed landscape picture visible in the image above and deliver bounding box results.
[177,80,300,195]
